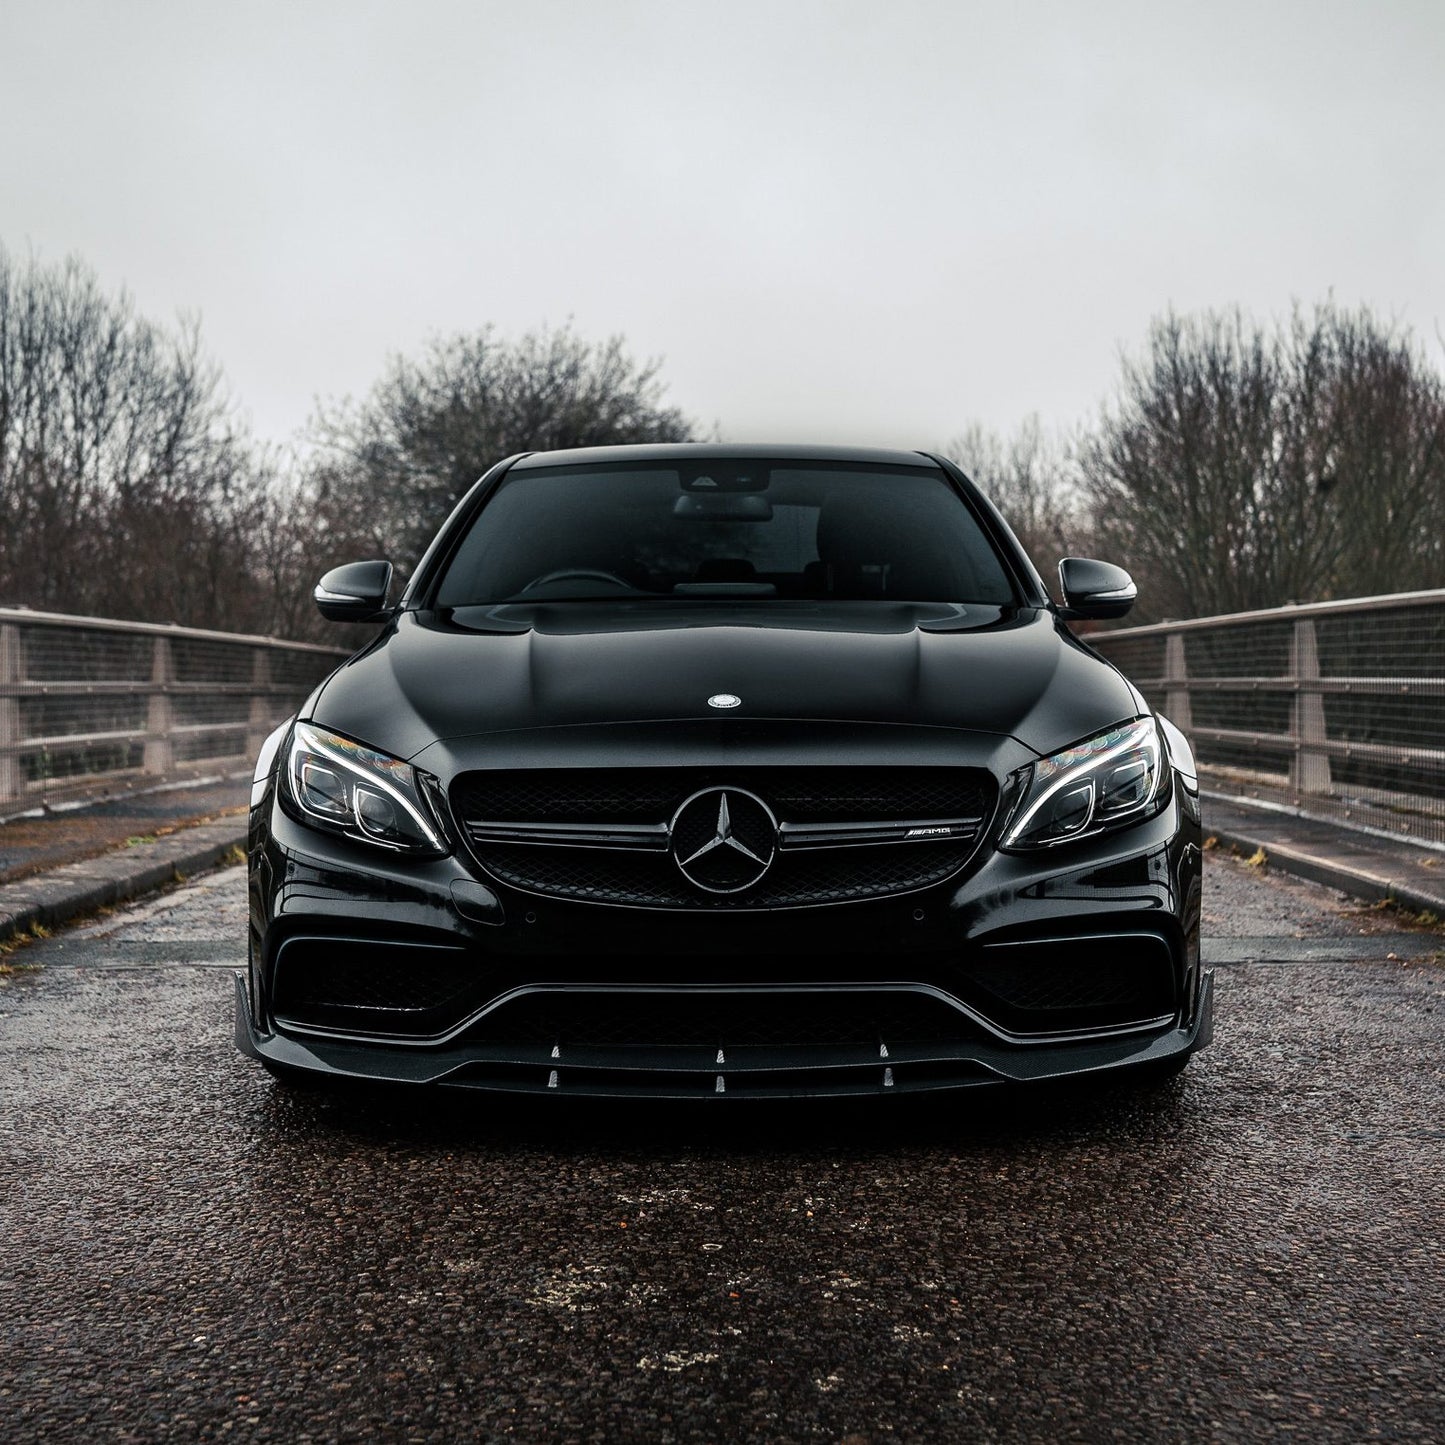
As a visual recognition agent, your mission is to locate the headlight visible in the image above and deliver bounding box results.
[282,722,446,855]
[1001,716,1167,850]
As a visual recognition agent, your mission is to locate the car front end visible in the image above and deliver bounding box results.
[237,445,1210,1098]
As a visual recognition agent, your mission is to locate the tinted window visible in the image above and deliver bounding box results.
[434,462,1016,606]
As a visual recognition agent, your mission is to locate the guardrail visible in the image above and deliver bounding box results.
[0,607,349,815]
[1089,589,1445,847]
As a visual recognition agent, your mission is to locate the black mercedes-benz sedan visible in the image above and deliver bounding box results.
[237,443,1210,1098]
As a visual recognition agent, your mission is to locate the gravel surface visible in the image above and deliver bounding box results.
[1202,846,1434,939]
[1,857,1442,1443]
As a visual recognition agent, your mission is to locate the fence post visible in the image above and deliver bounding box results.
[143,636,174,777]
[0,624,21,804]
[1163,632,1192,731]
[1290,618,1331,795]
[246,648,273,763]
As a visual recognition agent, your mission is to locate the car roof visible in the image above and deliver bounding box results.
[510,442,940,470]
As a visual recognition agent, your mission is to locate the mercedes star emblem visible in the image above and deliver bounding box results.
[669,787,777,894]
[707,693,742,709]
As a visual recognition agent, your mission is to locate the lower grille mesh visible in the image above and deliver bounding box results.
[469,990,974,1051]
[272,939,479,1036]
[959,935,1176,1032]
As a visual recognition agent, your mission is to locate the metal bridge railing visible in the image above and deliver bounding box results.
[1089,589,1445,847]
[0,607,349,816]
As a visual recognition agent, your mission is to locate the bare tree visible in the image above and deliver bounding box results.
[1078,303,1445,620]
[942,417,1088,579]
[0,246,270,629]
[302,324,695,573]
[0,255,698,638]
[1300,310,1445,598]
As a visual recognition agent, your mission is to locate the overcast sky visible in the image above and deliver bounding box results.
[3,0,1441,455]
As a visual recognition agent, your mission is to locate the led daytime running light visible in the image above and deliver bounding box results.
[1004,717,1163,849]
[287,722,444,853]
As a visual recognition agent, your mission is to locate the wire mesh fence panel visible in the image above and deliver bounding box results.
[1183,622,1295,781]
[1089,590,1445,846]
[271,649,332,691]
[23,627,154,681]
[1314,604,1445,679]
[0,609,349,812]
[171,636,257,684]
[1182,620,1293,679]
[1086,633,1166,687]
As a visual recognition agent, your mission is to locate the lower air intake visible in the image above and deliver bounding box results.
[958,933,1177,1034]
[271,937,480,1038]
[467,988,978,1051]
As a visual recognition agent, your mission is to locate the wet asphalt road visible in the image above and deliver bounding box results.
[1,858,1443,1443]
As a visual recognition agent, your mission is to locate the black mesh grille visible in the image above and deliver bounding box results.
[469,990,974,1050]
[452,766,995,908]
[473,842,976,908]
[453,767,992,825]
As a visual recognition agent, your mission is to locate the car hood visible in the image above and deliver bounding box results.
[308,601,1139,763]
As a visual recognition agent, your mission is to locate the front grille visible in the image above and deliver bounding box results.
[452,766,995,909]
[468,989,976,1051]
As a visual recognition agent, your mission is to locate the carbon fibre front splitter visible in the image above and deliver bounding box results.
[234,970,1213,1099]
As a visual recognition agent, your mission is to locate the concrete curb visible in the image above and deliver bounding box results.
[0,818,246,943]
[1205,821,1445,919]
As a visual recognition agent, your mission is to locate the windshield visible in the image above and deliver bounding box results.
[432,461,1017,606]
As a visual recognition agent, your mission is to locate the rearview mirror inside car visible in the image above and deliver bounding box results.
[673,494,774,521]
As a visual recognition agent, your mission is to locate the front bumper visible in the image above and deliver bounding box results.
[238,780,1208,1098]
[236,969,1212,1097]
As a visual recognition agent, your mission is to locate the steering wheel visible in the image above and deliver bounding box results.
[518,569,637,594]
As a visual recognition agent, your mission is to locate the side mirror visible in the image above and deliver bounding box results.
[1056,557,1137,620]
[314,560,395,623]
